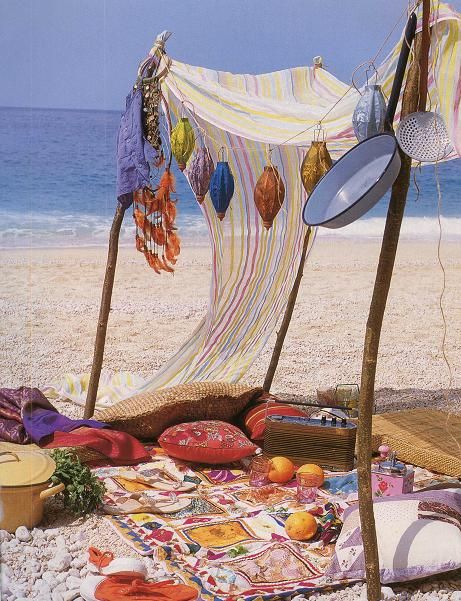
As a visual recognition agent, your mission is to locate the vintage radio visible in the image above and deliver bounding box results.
[264,408,357,472]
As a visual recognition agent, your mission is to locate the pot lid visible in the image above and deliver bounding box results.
[0,449,56,487]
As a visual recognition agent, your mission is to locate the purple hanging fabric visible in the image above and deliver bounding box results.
[0,387,107,445]
[116,87,157,209]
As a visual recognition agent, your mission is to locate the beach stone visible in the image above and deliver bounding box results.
[64,590,81,601]
[52,592,65,601]
[48,552,72,572]
[15,526,31,542]
[360,586,395,600]
[56,534,67,548]
[451,593,461,601]
[0,530,12,543]
[4,537,19,550]
[46,528,60,539]
[42,571,58,587]
[66,575,81,590]
[55,582,67,592]
[71,556,86,569]
[1,572,11,596]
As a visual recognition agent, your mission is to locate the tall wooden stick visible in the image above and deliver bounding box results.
[263,227,313,392]
[357,17,430,600]
[84,203,127,418]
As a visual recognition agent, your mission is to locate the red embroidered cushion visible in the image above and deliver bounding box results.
[158,420,257,464]
[243,402,307,440]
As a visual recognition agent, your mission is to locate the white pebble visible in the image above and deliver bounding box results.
[52,592,65,601]
[66,575,81,590]
[46,528,60,539]
[451,593,461,601]
[1,572,11,596]
[71,556,86,570]
[56,572,67,583]
[64,590,81,601]
[55,535,67,548]
[48,553,72,572]
[55,582,67,592]
[32,528,44,538]
[360,586,395,600]
[34,578,51,593]
[42,571,58,586]
[14,526,31,542]
[0,530,12,543]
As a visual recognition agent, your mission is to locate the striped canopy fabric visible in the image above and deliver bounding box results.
[47,3,461,407]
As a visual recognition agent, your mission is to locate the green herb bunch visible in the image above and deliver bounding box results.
[50,449,106,516]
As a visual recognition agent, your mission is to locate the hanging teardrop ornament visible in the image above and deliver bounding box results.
[300,126,333,197]
[254,162,285,230]
[352,66,387,142]
[170,117,195,171]
[187,146,215,204]
[209,148,234,220]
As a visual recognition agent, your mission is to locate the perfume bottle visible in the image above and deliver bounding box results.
[371,450,414,497]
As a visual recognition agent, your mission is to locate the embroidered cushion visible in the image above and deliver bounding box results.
[158,420,257,464]
[95,382,262,440]
[327,489,461,584]
[243,402,307,440]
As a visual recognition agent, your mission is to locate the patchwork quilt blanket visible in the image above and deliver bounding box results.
[92,450,458,600]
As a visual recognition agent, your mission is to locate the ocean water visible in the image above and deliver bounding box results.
[0,106,459,248]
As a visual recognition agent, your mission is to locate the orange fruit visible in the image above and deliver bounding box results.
[285,511,318,541]
[297,463,325,486]
[268,456,295,484]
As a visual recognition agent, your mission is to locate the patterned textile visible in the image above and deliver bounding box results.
[159,421,257,464]
[93,452,351,598]
[0,387,106,445]
[327,489,461,584]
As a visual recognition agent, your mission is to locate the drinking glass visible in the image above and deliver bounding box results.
[249,456,270,487]
[335,384,360,417]
[296,472,321,503]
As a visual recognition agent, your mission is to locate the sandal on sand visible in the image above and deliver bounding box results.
[103,493,192,515]
[80,574,198,601]
[88,547,147,578]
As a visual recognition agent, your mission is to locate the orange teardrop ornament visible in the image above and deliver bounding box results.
[254,165,285,230]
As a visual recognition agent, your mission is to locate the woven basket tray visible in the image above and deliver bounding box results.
[371,409,461,477]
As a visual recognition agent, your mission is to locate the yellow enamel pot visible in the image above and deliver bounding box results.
[0,450,65,532]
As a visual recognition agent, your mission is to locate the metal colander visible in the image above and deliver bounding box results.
[396,111,453,163]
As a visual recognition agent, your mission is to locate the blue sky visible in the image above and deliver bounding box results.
[2,0,461,111]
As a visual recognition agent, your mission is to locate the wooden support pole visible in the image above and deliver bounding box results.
[357,22,429,601]
[263,227,313,392]
[84,203,127,418]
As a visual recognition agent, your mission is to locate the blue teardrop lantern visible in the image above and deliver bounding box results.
[209,161,234,220]
[352,84,387,142]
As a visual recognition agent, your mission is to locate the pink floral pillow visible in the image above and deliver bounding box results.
[158,420,257,464]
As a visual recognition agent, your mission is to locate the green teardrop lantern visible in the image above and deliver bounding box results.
[170,117,195,171]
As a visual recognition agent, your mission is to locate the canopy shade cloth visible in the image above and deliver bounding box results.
[46,3,461,408]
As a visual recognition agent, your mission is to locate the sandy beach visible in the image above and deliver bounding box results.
[2,237,460,403]
[1,237,461,600]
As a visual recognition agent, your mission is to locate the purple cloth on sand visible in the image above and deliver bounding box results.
[0,387,107,445]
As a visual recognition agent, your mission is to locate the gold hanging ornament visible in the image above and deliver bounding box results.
[170,117,195,171]
[300,125,333,197]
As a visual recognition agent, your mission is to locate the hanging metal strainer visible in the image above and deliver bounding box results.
[396,111,453,163]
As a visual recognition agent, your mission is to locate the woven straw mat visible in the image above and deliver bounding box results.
[95,381,263,440]
[372,408,461,477]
